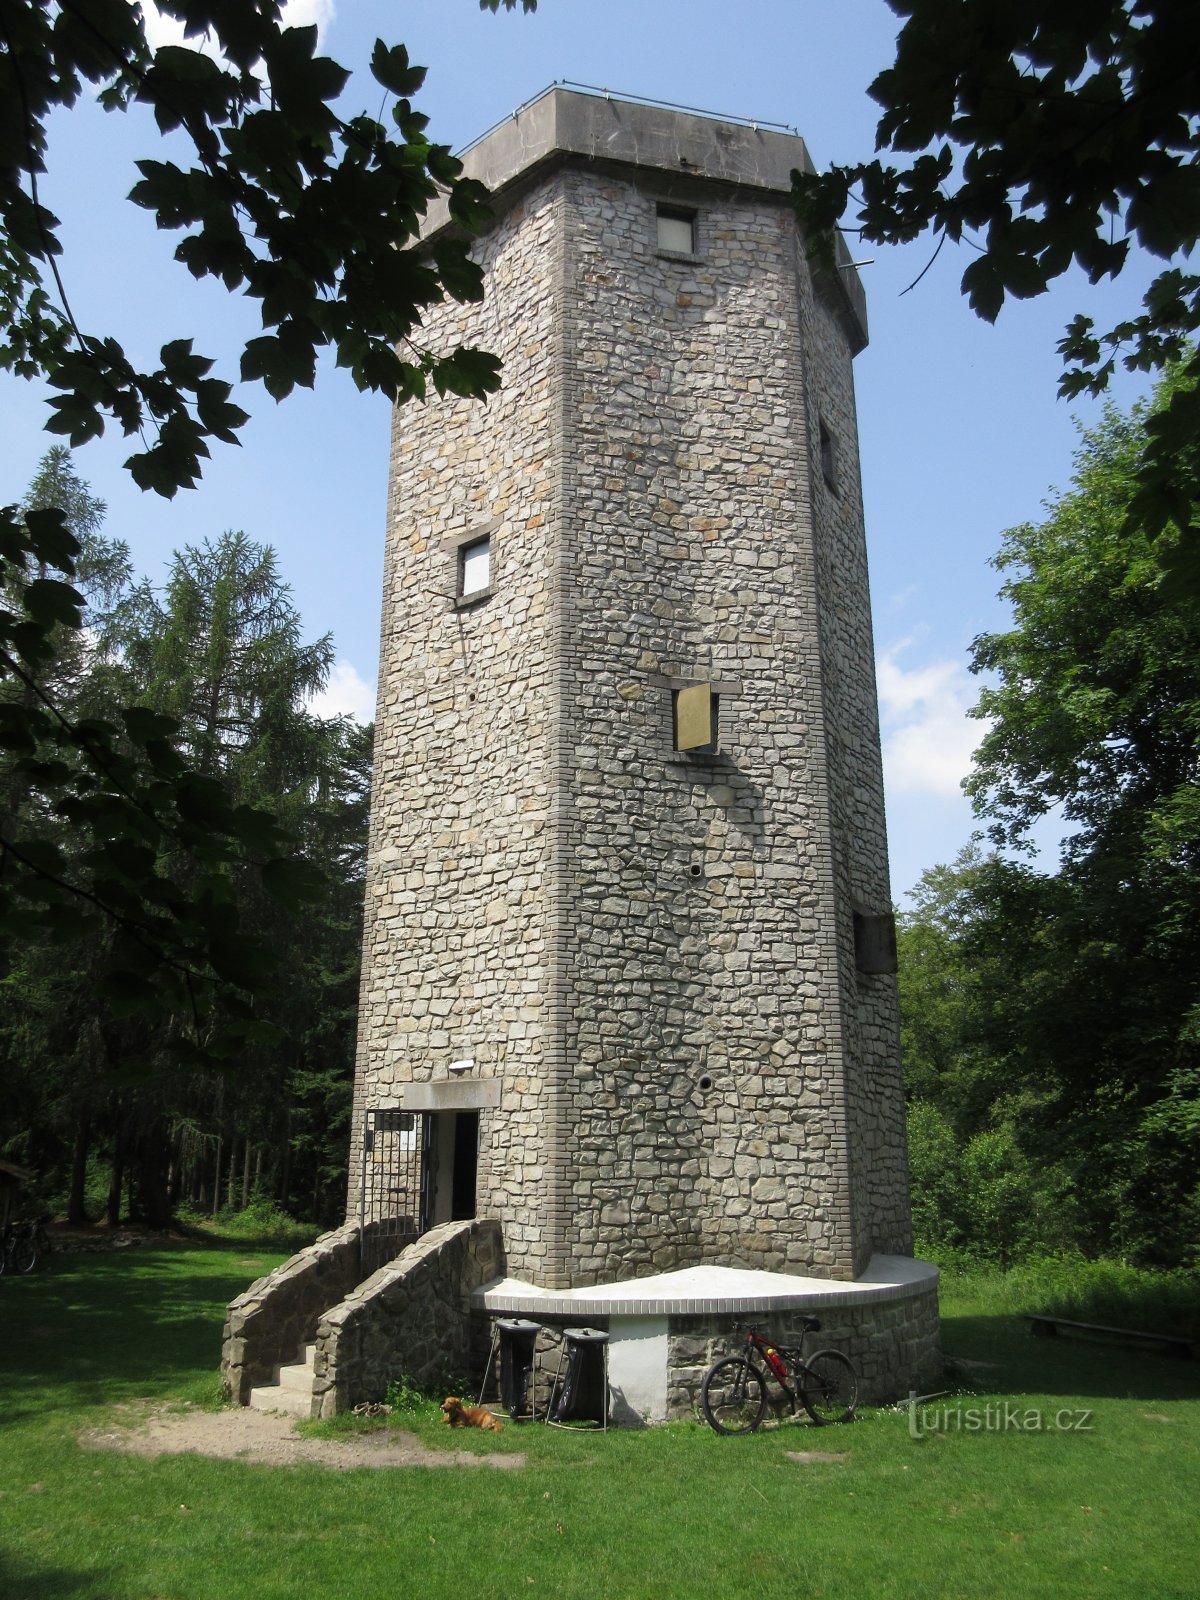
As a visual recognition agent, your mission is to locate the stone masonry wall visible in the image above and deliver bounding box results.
[312,1217,504,1417]
[351,93,913,1292]
[348,183,564,1281]
[797,257,913,1270]
[557,166,897,1282]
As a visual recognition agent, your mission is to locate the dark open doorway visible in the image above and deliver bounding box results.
[450,1111,479,1221]
[421,1109,480,1228]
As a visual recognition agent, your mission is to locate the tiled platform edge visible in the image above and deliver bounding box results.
[312,1218,504,1419]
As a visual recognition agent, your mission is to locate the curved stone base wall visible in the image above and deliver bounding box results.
[474,1255,942,1422]
[666,1281,942,1416]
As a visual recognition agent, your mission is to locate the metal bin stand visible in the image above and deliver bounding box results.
[545,1326,609,1431]
[478,1318,542,1421]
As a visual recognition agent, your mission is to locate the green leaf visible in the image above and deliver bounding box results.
[961,256,1005,323]
[208,931,278,988]
[100,969,163,1018]
[22,507,79,571]
[121,705,181,744]
[430,346,503,400]
[23,577,84,629]
[370,42,426,98]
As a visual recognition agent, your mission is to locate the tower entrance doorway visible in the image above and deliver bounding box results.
[427,1110,480,1228]
[358,1107,479,1275]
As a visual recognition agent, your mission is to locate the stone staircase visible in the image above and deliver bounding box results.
[248,1343,316,1418]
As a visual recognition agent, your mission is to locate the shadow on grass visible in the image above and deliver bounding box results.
[0,1249,266,1420]
[0,1550,111,1600]
[942,1309,1200,1403]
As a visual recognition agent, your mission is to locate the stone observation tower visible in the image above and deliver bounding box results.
[337,86,941,1414]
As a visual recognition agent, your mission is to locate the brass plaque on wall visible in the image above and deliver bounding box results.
[675,682,714,751]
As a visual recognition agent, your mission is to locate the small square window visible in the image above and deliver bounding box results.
[819,419,839,492]
[459,535,491,598]
[674,682,719,754]
[657,206,696,256]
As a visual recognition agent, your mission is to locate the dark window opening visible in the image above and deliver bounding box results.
[819,419,839,492]
[853,909,897,975]
[450,1111,479,1221]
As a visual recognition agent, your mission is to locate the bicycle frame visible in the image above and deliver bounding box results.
[738,1323,811,1408]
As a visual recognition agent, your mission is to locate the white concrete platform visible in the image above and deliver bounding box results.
[473,1256,939,1426]
[472,1254,937,1319]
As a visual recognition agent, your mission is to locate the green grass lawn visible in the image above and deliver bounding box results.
[1,1246,1197,1599]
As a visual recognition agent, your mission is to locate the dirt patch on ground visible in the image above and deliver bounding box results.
[785,1449,849,1465]
[80,1405,525,1472]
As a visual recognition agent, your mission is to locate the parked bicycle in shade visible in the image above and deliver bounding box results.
[0,1212,51,1276]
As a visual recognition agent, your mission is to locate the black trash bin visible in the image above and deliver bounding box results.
[549,1326,609,1430]
[496,1318,541,1420]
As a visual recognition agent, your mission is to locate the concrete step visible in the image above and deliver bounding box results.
[277,1346,316,1387]
[248,1383,312,1418]
[248,1344,316,1417]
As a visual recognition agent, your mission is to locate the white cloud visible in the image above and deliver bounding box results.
[876,637,987,799]
[885,582,919,614]
[309,659,376,724]
[141,2,336,58]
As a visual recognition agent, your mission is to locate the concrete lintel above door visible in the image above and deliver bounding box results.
[397,1080,500,1113]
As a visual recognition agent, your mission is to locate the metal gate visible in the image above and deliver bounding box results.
[358,1107,429,1275]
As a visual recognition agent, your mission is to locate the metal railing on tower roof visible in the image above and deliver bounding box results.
[456,80,802,159]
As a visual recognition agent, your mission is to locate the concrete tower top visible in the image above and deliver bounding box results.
[423,84,868,350]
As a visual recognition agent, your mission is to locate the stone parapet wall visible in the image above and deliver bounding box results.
[312,1218,504,1418]
[221,1222,368,1405]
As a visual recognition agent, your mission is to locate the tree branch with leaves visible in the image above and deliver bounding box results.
[792,0,1200,587]
[0,0,512,494]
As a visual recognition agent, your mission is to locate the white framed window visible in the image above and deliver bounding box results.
[657,205,697,257]
[459,534,491,599]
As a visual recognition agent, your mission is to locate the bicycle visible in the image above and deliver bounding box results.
[700,1318,858,1434]
[0,1212,50,1276]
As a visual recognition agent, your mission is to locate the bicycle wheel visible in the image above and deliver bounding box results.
[11,1234,36,1274]
[701,1357,767,1435]
[798,1349,858,1425]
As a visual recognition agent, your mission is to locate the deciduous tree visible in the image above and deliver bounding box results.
[899,376,1199,1264]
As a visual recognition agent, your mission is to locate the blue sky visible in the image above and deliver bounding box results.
[0,1,1160,899]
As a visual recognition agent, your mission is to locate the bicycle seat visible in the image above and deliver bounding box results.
[800,1316,822,1333]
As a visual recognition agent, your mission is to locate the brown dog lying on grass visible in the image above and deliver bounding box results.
[442,1396,505,1432]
